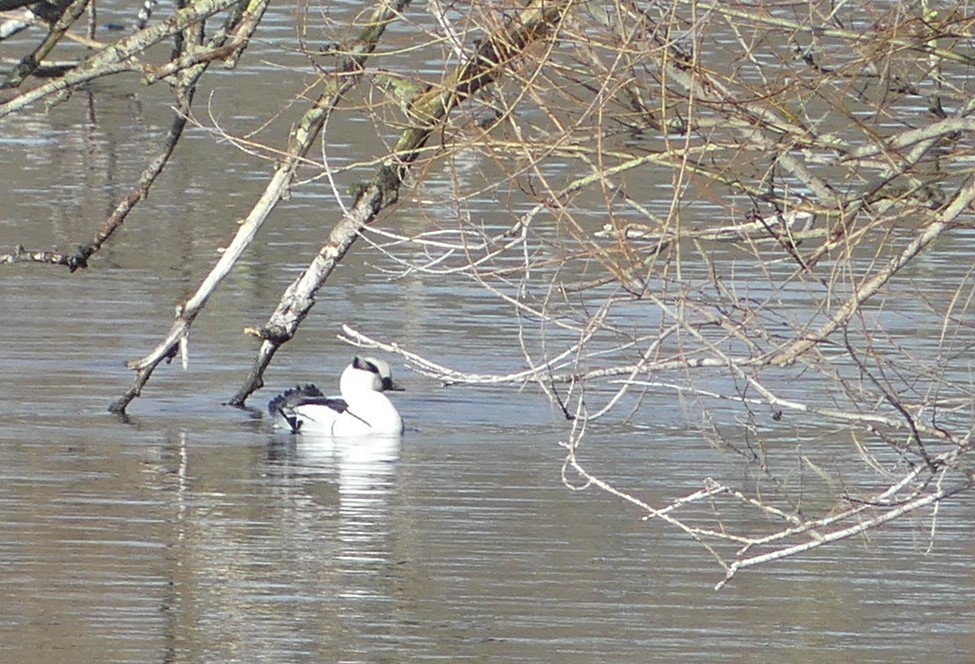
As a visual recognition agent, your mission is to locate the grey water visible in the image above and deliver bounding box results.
[1,3,974,663]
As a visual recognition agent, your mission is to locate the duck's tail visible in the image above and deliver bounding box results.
[268,384,325,432]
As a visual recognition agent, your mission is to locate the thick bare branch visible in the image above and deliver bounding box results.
[227,0,574,406]
[111,0,408,414]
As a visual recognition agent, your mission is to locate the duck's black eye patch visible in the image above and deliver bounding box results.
[353,355,380,374]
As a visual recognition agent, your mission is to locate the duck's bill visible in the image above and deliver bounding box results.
[383,378,405,391]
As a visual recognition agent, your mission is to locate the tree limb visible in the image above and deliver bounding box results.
[227,0,574,406]
[110,0,408,414]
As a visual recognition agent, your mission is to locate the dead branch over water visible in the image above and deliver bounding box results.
[226,0,572,406]
[2,1,975,583]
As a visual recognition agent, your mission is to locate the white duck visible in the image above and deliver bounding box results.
[269,356,404,436]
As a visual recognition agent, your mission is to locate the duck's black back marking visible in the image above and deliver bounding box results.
[296,396,349,413]
[268,384,325,416]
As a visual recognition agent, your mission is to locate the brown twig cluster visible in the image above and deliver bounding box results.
[327,1,975,582]
[3,0,975,582]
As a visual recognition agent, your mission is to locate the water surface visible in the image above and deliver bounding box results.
[0,3,973,663]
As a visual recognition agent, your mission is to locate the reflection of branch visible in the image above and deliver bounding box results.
[0,88,193,272]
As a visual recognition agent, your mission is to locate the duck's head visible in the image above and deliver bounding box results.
[341,355,404,394]
[362,356,404,391]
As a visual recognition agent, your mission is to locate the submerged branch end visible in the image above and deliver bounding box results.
[0,244,89,271]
